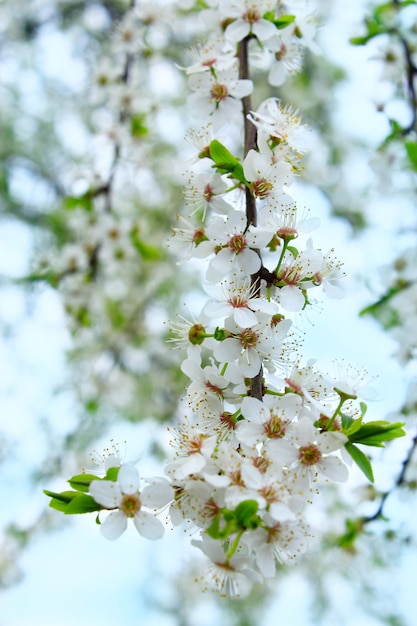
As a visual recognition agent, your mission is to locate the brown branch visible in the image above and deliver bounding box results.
[238,35,264,400]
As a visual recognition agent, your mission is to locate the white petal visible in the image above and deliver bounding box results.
[225,19,250,42]
[141,478,174,508]
[134,511,164,539]
[236,249,262,274]
[256,544,276,578]
[319,456,349,482]
[118,463,140,494]
[234,307,258,327]
[278,285,305,312]
[90,480,122,508]
[100,510,127,540]
[253,20,278,42]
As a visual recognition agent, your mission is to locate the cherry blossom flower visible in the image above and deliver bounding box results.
[205,211,272,281]
[203,276,278,327]
[272,418,349,490]
[187,66,253,126]
[184,171,231,218]
[249,97,312,156]
[237,393,302,449]
[168,215,213,263]
[90,463,173,540]
[243,148,293,200]
[245,514,308,576]
[213,318,290,377]
[221,0,277,44]
[191,535,262,597]
[181,34,236,74]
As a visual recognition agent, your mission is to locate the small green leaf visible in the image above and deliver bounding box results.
[344,443,374,483]
[104,466,119,481]
[64,192,93,212]
[65,494,102,515]
[44,490,83,513]
[44,489,102,514]
[208,140,246,183]
[130,232,162,260]
[360,402,368,418]
[130,113,148,138]
[405,141,417,170]
[273,14,296,29]
[263,13,295,30]
[349,421,406,447]
[68,473,99,493]
[342,415,363,437]
[287,245,299,258]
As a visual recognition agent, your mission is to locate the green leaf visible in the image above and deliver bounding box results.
[68,473,98,493]
[208,140,246,183]
[344,443,374,483]
[130,231,162,260]
[337,518,364,549]
[64,494,102,515]
[263,12,296,30]
[405,141,417,170]
[64,192,93,212]
[130,113,148,138]
[360,402,368,418]
[104,466,119,481]
[349,421,406,447]
[360,282,410,323]
[44,490,82,513]
[342,415,363,437]
[273,14,296,30]
[44,489,102,514]
[287,245,299,258]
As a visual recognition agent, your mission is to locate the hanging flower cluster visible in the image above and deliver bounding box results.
[45,0,405,597]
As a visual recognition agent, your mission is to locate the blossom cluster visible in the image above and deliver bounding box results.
[31,3,188,423]
[45,0,405,598]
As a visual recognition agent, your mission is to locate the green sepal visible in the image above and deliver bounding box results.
[348,420,406,447]
[68,473,99,493]
[234,500,261,530]
[214,326,228,341]
[344,443,374,483]
[208,140,246,183]
[206,500,261,540]
[206,510,238,540]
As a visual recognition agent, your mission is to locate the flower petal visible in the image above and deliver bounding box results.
[100,510,127,540]
[118,463,140,494]
[90,480,122,508]
[134,511,164,539]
